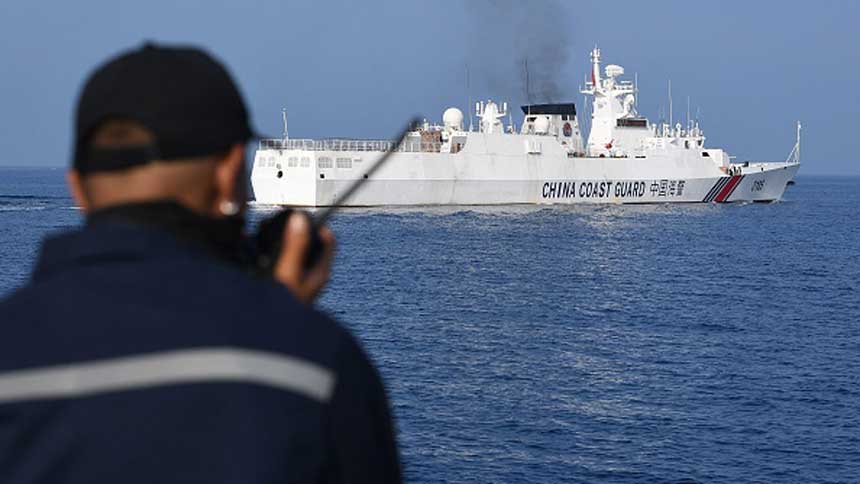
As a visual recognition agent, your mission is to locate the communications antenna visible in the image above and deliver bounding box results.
[524,58,533,115]
[634,72,639,112]
[466,64,474,132]
[687,96,691,130]
[668,80,673,128]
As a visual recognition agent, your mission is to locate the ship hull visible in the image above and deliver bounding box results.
[251,139,799,206]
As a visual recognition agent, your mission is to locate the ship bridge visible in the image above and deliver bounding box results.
[519,103,584,155]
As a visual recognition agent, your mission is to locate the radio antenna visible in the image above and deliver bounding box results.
[313,117,420,226]
[524,58,533,112]
[668,79,673,128]
[255,118,421,275]
[282,108,289,140]
[634,72,639,113]
[687,96,691,130]
[466,64,473,132]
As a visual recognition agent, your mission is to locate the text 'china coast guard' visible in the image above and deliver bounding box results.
[252,47,801,206]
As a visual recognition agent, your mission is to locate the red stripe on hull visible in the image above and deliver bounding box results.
[715,175,742,203]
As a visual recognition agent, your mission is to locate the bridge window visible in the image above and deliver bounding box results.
[318,157,333,168]
[301,157,310,167]
[336,157,352,169]
[617,118,647,128]
[288,157,298,167]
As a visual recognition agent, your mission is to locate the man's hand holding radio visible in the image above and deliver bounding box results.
[274,213,336,305]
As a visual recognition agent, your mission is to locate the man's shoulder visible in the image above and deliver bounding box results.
[231,275,359,356]
[0,226,359,374]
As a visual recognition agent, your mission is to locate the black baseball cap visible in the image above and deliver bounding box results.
[73,42,256,174]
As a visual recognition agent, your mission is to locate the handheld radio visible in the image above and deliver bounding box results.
[254,117,421,275]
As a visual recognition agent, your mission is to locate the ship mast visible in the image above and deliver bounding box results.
[580,46,637,157]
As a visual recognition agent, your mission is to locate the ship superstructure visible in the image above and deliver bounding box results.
[252,48,800,206]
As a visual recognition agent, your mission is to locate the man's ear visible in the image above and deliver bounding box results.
[213,144,247,215]
[67,170,91,214]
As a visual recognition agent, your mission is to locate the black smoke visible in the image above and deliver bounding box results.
[463,0,574,104]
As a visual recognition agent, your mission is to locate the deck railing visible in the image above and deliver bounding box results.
[259,138,442,153]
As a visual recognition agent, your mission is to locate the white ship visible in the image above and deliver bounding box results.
[251,48,800,206]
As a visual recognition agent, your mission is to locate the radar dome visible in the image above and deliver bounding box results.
[605,64,625,78]
[443,108,464,130]
[534,115,550,134]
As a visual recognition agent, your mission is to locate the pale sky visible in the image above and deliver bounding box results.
[1,0,857,174]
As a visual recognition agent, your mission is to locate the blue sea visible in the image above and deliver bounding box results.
[1,167,858,483]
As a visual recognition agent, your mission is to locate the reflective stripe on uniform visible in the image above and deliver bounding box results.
[0,347,336,404]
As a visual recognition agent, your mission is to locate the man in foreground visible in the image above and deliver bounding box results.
[0,43,401,483]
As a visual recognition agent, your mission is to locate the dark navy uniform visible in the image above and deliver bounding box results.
[0,205,402,483]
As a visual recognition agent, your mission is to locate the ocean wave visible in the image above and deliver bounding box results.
[0,205,47,212]
[0,195,69,201]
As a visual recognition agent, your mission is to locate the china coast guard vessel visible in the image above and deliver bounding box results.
[252,48,801,206]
